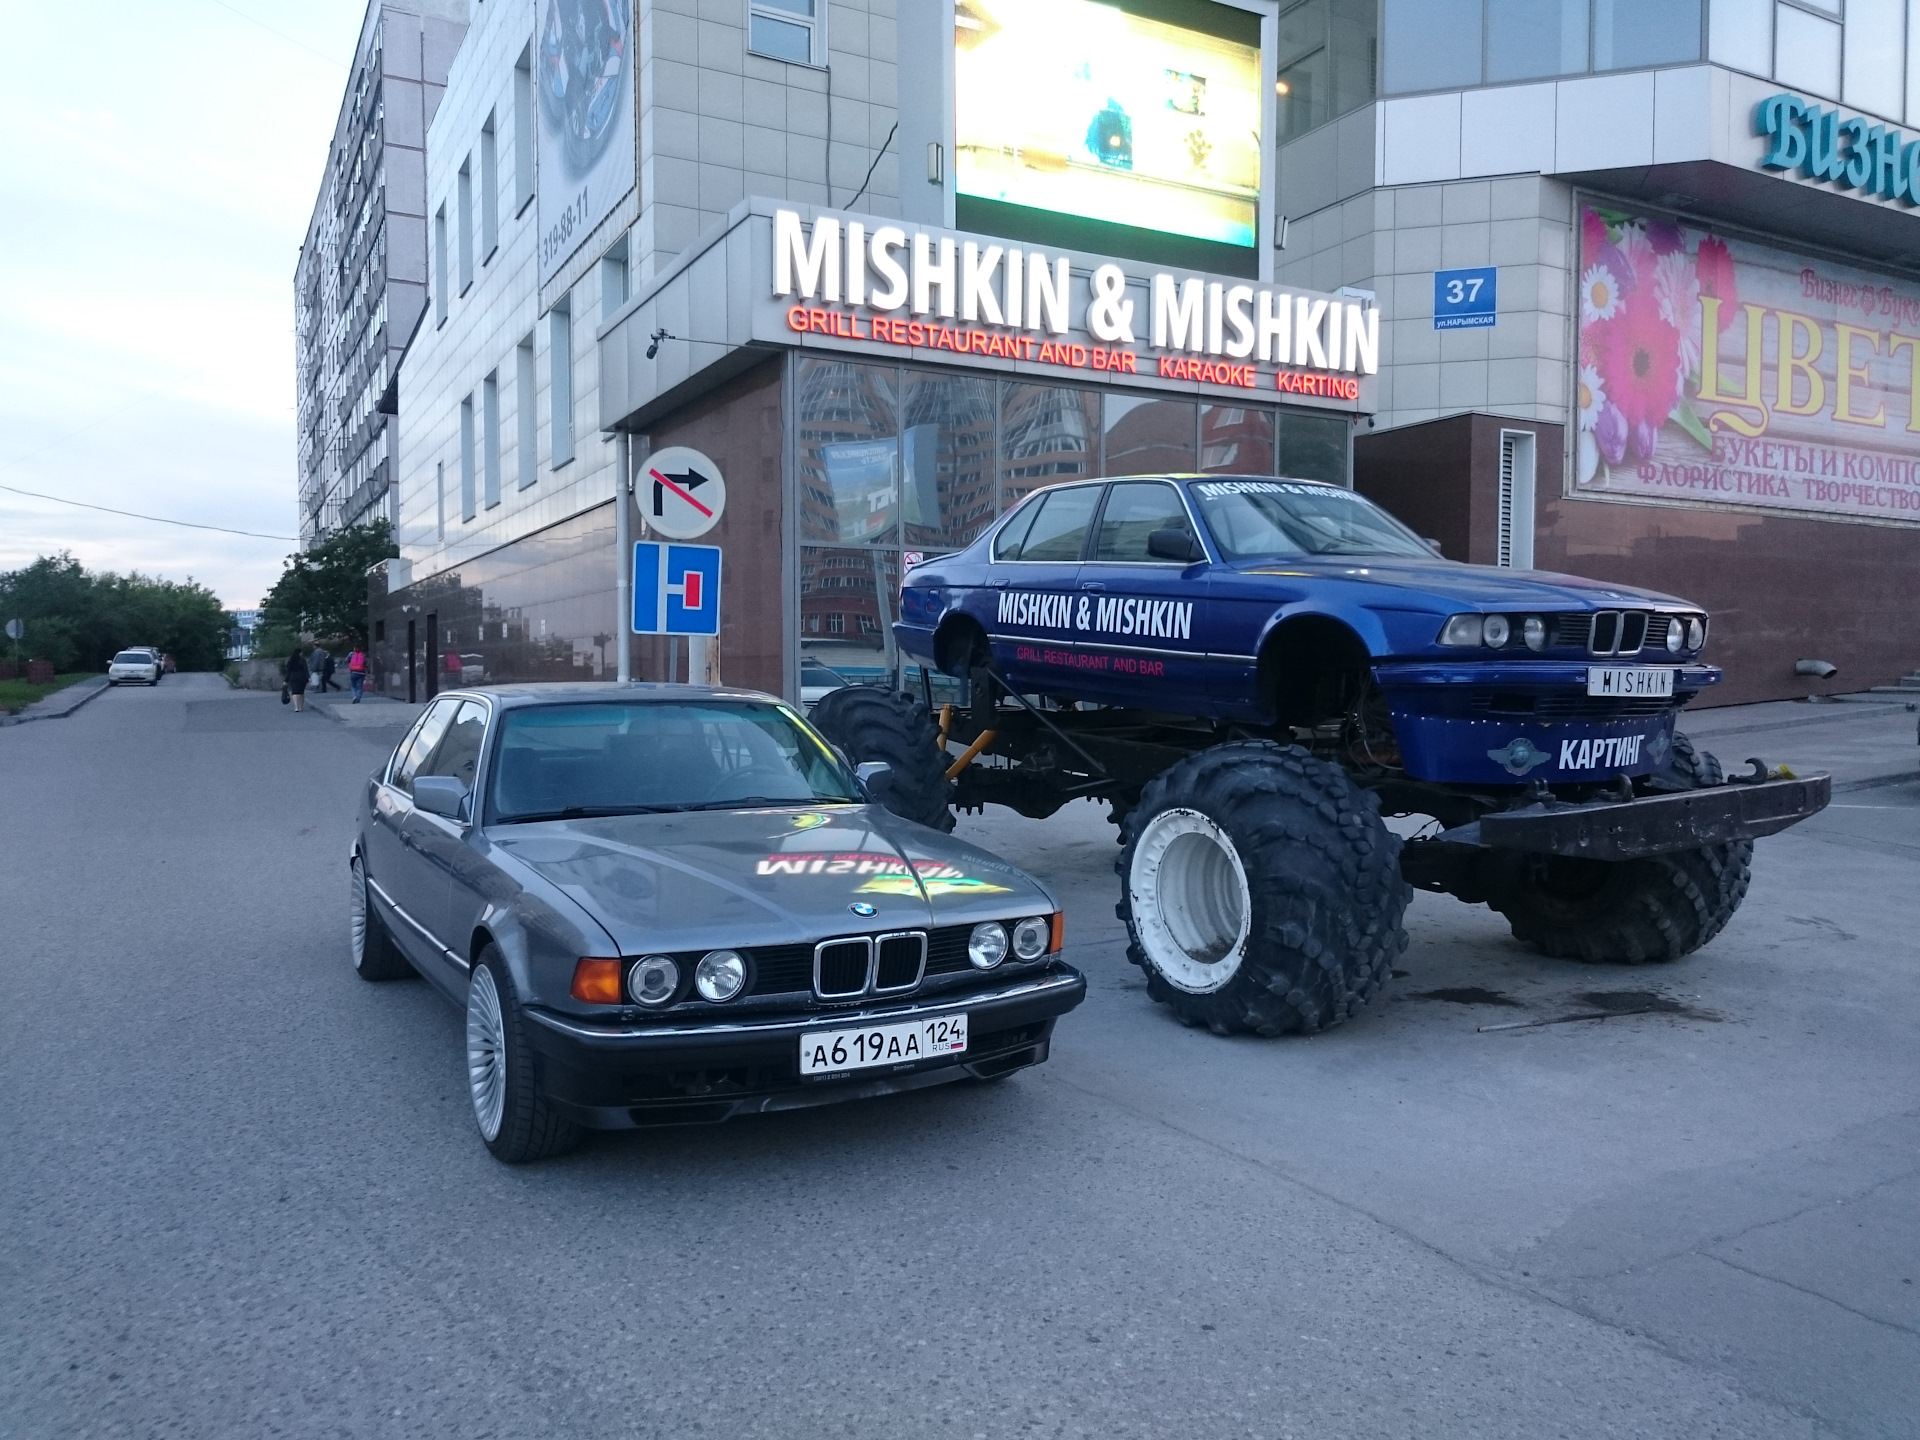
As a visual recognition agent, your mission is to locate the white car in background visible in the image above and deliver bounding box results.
[107,650,161,686]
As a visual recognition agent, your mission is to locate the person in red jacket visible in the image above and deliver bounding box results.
[346,646,368,703]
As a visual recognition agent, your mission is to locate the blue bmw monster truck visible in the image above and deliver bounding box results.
[808,475,1830,1038]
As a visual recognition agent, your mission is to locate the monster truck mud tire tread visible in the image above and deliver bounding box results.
[1116,741,1410,1036]
[808,687,956,833]
[1490,732,1754,964]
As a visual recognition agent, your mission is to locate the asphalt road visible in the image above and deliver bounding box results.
[2,674,1914,1439]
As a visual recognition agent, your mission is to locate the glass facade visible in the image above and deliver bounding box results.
[1276,0,1380,143]
[1383,0,1701,95]
[794,355,1351,689]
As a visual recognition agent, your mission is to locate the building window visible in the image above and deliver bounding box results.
[457,156,473,294]
[1487,0,1588,83]
[550,299,574,468]
[435,459,446,540]
[1383,0,1702,94]
[749,0,817,64]
[513,46,535,216]
[482,369,502,509]
[1276,0,1377,144]
[459,394,476,520]
[601,234,629,316]
[516,334,537,491]
[480,113,499,263]
[433,205,448,325]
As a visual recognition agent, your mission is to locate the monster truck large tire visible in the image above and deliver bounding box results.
[809,686,956,833]
[1486,732,1753,963]
[1116,741,1410,1036]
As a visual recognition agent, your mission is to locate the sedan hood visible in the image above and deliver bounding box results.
[486,804,1052,956]
[1227,556,1693,611]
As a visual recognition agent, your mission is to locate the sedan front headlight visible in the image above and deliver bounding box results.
[1688,617,1706,650]
[628,955,679,1006]
[1438,614,1485,646]
[1482,614,1511,648]
[1011,916,1051,961]
[1665,618,1685,653]
[1522,616,1547,651]
[694,950,746,1002]
[968,921,1008,969]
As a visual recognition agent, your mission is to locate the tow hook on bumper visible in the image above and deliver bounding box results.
[1430,771,1832,862]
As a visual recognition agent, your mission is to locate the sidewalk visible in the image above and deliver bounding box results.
[1684,692,1919,791]
[0,676,110,727]
[308,688,422,730]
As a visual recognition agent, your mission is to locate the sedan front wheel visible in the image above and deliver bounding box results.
[350,856,414,982]
[466,948,581,1164]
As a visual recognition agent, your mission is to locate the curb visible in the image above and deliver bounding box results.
[1,676,112,727]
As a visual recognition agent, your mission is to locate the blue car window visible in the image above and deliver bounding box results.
[991,496,1042,560]
[1092,482,1191,562]
[390,698,459,793]
[1014,486,1101,563]
[1190,480,1432,560]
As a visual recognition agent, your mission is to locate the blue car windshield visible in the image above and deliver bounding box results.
[491,701,861,821]
[1190,479,1433,560]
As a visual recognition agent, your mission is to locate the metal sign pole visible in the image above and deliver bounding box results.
[614,433,632,684]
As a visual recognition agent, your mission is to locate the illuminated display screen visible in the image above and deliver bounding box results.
[955,0,1262,262]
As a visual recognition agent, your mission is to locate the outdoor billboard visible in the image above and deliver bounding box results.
[537,0,635,285]
[1576,202,1920,526]
[953,0,1262,270]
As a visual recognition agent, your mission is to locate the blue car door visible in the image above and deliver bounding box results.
[1073,479,1213,703]
[979,482,1102,691]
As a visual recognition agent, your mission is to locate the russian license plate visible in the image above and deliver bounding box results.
[1587,666,1674,698]
[799,1014,968,1078]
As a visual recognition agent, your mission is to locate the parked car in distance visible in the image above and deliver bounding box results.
[349,683,1086,1163]
[799,658,850,706]
[107,650,162,685]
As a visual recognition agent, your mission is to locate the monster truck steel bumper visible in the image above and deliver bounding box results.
[1430,771,1831,862]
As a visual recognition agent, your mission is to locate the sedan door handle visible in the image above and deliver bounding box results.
[1080,582,1105,592]
[988,578,1009,587]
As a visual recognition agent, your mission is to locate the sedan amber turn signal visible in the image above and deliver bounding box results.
[1050,912,1065,954]
[570,958,624,1004]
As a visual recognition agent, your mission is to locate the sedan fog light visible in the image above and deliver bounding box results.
[1482,614,1511,648]
[628,955,680,1006]
[694,949,747,1002]
[1522,616,1546,651]
[1665,619,1685,653]
[1438,614,1483,646]
[1688,617,1706,649]
[1011,916,1051,961]
[968,921,1009,969]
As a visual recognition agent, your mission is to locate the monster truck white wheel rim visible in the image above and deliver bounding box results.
[1130,808,1252,994]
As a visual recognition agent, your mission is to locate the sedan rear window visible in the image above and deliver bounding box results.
[491,701,861,821]
[112,652,151,665]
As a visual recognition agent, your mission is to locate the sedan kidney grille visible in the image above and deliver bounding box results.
[873,933,927,993]
[815,939,871,1000]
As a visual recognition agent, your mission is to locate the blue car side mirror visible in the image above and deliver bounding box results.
[413,775,469,820]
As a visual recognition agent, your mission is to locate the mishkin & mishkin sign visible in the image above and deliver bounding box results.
[1756,93,1920,203]
[768,209,1374,405]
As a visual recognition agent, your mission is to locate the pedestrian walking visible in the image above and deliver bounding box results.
[319,649,338,694]
[347,646,367,702]
[284,648,311,712]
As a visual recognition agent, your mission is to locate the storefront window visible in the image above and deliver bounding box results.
[901,371,997,553]
[1279,412,1349,484]
[1104,395,1197,476]
[796,358,898,546]
[1000,384,1100,509]
[1200,405,1276,475]
[799,546,899,686]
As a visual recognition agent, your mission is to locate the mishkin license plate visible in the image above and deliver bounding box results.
[799,1014,968,1078]
[1587,666,1675,698]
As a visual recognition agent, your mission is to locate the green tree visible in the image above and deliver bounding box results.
[0,553,230,671]
[258,520,399,649]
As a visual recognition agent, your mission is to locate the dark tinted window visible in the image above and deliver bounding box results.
[1013,486,1101,564]
[1093,482,1192,563]
[390,698,458,792]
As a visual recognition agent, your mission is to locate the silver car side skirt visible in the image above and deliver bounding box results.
[366,875,471,973]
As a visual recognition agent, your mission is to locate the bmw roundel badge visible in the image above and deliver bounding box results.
[849,902,877,917]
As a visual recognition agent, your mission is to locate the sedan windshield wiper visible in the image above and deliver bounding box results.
[672,795,856,812]
[497,804,673,823]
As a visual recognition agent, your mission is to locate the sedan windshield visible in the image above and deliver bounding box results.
[491,700,861,821]
[1190,479,1433,560]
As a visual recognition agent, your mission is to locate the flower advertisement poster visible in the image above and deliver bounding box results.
[1576,204,1920,525]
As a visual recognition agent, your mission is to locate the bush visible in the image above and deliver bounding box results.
[0,554,230,671]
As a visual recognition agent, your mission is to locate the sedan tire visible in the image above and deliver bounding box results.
[467,947,581,1164]
[349,855,414,982]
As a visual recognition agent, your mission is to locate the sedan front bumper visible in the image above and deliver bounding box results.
[521,966,1087,1128]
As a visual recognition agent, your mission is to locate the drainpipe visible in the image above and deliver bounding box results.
[614,431,631,683]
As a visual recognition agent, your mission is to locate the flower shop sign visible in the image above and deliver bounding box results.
[1576,203,1920,526]
[1756,94,1920,203]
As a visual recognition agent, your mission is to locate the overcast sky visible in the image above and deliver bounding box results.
[0,0,373,611]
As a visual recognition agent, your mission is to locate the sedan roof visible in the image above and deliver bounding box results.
[432,682,787,710]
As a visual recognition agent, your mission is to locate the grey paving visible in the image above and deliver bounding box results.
[1,675,1912,1438]
[1,674,110,726]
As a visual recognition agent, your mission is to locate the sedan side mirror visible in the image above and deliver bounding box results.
[413,775,469,819]
[1147,527,1203,562]
[855,761,892,800]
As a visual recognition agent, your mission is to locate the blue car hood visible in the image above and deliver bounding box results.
[487,803,1050,956]
[1223,556,1691,612]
